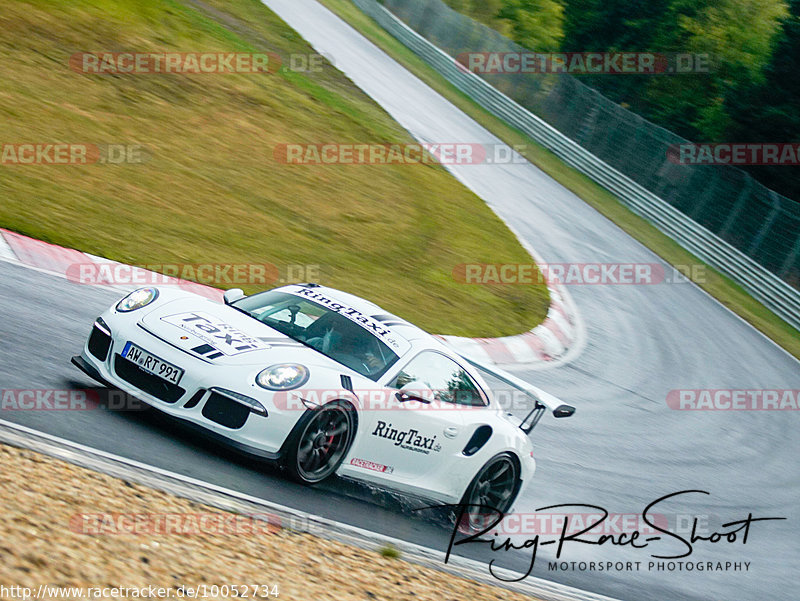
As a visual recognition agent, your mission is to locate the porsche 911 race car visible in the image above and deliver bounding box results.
[72,283,574,527]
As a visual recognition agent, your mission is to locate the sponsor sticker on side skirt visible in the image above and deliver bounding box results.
[350,458,394,474]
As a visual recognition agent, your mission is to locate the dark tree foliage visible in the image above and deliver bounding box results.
[445,0,797,201]
[726,0,800,201]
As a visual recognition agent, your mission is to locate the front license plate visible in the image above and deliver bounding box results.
[122,342,184,385]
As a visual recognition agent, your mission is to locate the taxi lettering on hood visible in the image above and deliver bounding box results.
[161,312,269,356]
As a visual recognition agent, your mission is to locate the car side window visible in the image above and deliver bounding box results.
[389,351,486,406]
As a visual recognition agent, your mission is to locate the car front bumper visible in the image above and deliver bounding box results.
[74,310,308,461]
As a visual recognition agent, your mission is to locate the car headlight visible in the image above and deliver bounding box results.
[256,364,309,391]
[116,287,159,312]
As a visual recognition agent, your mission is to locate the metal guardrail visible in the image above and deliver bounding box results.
[352,0,800,332]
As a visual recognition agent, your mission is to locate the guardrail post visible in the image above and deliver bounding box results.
[719,179,754,238]
[689,169,720,220]
[778,231,800,279]
[747,190,782,256]
[576,101,599,146]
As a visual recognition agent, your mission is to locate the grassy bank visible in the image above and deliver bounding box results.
[0,0,549,338]
[318,0,800,359]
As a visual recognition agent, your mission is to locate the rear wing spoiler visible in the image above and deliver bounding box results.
[460,355,575,434]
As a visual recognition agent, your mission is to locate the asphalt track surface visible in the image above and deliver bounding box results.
[1,1,799,599]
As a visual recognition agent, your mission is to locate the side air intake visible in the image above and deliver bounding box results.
[462,425,492,456]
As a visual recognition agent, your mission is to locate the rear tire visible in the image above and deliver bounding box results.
[457,453,520,532]
[283,401,356,485]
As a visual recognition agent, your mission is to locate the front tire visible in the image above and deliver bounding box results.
[283,401,355,484]
[458,453,520,532]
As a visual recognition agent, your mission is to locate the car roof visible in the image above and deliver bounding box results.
[269,284,495,401]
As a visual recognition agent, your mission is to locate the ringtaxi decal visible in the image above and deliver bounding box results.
[287,287,411,354]
[371,420,441,454]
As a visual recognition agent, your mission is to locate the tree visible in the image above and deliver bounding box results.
[444,0,565,50]
[726,0,800,200]
[563,0,672,52]
[497,0,566,51]
[668,0,789,138]
[444,0,798,198]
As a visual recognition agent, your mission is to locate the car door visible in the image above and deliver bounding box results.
[351,350,487,482]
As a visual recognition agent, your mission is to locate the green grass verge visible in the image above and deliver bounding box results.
[0,0,549,338]
[318,0,800,360]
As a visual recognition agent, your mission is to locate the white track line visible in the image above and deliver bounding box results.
[0,233,17,261]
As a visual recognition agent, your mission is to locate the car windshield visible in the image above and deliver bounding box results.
[234,291,400,380]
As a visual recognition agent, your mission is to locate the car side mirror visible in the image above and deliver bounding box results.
[223,288,245,305]
[553,404,576,418]
[396,381,436,404]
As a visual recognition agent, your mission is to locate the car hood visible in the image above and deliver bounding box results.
[138,295,331,368]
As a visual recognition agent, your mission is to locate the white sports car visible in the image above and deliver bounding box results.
[72,283,574,526]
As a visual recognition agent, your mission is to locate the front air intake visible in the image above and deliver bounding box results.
[87,326,112,361]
